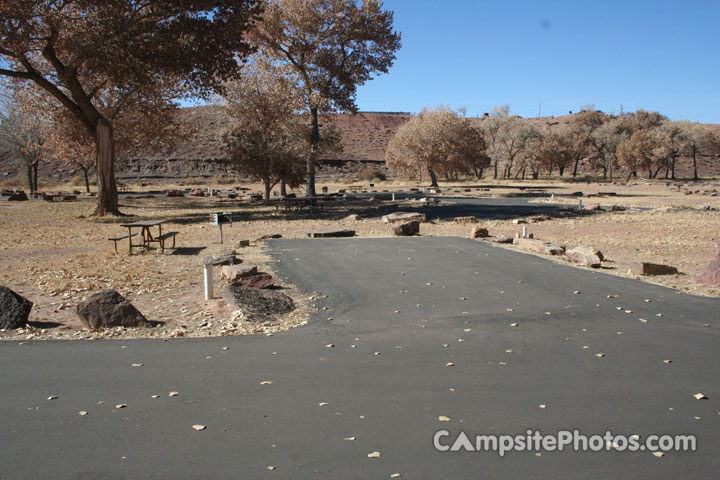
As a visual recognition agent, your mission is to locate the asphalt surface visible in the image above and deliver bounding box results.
[1,237,719,479]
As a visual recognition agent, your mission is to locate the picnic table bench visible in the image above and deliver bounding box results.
[280,196,329,213]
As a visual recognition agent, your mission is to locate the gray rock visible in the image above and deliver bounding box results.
[488,235,513,244]
[0,286,33,330]
[454,216,476,224]
[382,212,426,224]
[75,289,150,329]
[223,284,295,322]
[393,221,419,236]
[566,245,604,268]
[513,238,566,255]
[212,251,240,266]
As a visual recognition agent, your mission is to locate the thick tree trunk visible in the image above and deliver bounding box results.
[83,167,90,193]
[93,119,120,216]
[32,163,38,193]
[263,179,271,203]
[692,151,699,180]
[280,179,287,196]
[670,156,676,180]
[493,158,498,179]
[427,166,439,187]
[558,166,565,176]
[572,157,580,177]
[305,107,319,196]
[26,163,34,195]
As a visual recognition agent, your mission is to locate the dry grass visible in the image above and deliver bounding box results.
[0,179,717,341]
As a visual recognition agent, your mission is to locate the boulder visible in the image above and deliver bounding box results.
[382,212,426,224]
[307,229,356,238]
[221,265,258,282]
[488,235,513,244]
[454,216,476,224]
[257,234,282,241]
[189,189,205,197]
[566,245,604,268]
[611,205,626,212]
[629,262,679,276]
[236,240,251,248]
[344,214,360,222]
[165,189,184,197]
[235,273,275,289]
[698,242,720,286]
[469,226,489,239]
[8,190,28,201]
[393,221,419,236]
[513,238,566,255]
[531,215,551,223]
[511,219,527,224]
[222,284,295,322]
[584,204,601,211]
[0,286,33,330]
[75,289,150,329]
[212,250,239,266]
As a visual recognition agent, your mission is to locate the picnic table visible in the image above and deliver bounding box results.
[110,219,178,254]
[281,196,328,213]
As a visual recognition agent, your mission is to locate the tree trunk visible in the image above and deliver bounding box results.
[263,179,271,203]
[493,158,498,179]
[32,163,38,193]
[670,156,676,180]
[692,150,699,180]
[558,166,565,176]
[83,167,90,193]
[427,165,439,187]
[572,157,580,177]
[93,119,120,216]
[280,179,287,196]
[26,163,34,195]
[305,107,319,196]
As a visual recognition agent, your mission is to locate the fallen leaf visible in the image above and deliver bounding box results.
[344,436,356,441]
[694,416,702,420]
[595,353,606,358]
[78,411,88,416]
[438,415,451,422]
[391,474,401,478]
[169,391,179,397]
[192,424,206,431]
[367,451,381,458]
[318,402,329,406]
[446,362,455,367]
[639,318,649,323]
[510,323,518,327]
[573,291,581,294]
[222,346,229,350]
[151,395,159,399]
[267,466,276,471]
[260,381,272,385]
[663,360,672,364]
[652,452,664,458]
[326,344,334,348]
[464,328,472,332]
[457,339,464,343]
[693,393,708,400]
[539,404,547,409]
[115,404,127,409]
[131,363,143,367]
[507,308,514,312]
[443,344,449,348]
[47,396,58,401]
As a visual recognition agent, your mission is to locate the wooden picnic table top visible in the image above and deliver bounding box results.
[121,219,167,228]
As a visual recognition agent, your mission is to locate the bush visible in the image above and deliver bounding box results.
[0,176,26,189]
[356,166,386,182]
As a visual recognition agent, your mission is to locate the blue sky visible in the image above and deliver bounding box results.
[354,0,720,123]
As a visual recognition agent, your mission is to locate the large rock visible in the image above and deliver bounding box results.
[75,289,150,329]
[629,262,679,276]
[488,235,513,244]
[393,221,419,236]
[165,189,184,197]
[189,189,206,197]
[235,273,275,289]
[469,226,489,239]
[513,237,566,255]
[699,242,720,286]
[212,250,240,266]
[221,265,258,282]
[223,284,295,322]
[566,245,604,268]
[382,212,426,224]
[0,286,33,329]
[307,229,356,238]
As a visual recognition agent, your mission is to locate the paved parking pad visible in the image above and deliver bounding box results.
[1,237,718,479]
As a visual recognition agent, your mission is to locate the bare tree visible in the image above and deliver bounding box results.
[677,122,720,180]
[250,0,401,196]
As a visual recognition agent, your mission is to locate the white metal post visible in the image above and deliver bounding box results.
[203,257,214,301]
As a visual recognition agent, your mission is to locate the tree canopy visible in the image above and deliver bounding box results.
[250,0,401,195]
[0,0,261,214]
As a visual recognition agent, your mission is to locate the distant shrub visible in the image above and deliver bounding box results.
[0,176,26,189]
[356,166,386,182]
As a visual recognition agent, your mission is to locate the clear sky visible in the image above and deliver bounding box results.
[354,0,720,123]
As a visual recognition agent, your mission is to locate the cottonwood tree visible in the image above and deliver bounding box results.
[479,105,510,179]
[588,116,627,180]
[386,106,489,186]
[222,63,307,201]
[0,85,48,194]
[495,116,536,179]
[568,110,606,177]
[0,1,260,215]
[250,0,401,196]
[679,122,720,180]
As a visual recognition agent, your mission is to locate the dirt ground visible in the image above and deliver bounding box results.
[1,178,717,341]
